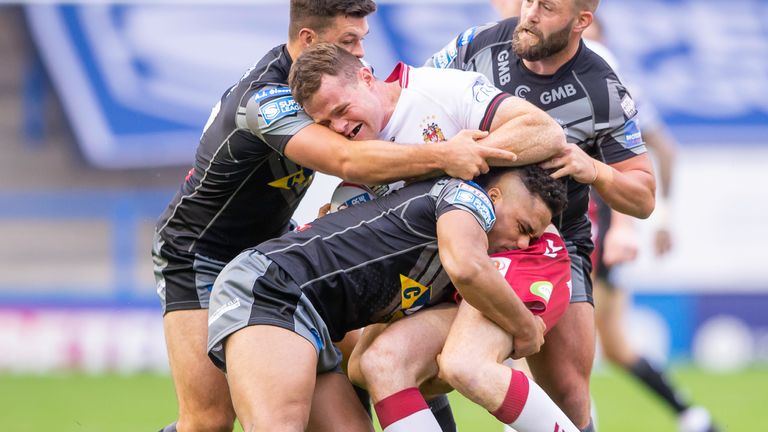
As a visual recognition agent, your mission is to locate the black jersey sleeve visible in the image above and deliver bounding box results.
[434,179,496,232]
[591,76,647,164]
[237,84,314,156]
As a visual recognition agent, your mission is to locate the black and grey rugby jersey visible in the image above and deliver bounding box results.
[427,17,647,245]
[156,44,315,261]
[255,177,496,341]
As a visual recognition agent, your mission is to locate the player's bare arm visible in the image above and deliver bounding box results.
[436,209,545,358]
[284,123,516,183]
[542,144,656,218]
[480,96,567,166]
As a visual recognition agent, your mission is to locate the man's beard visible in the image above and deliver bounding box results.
[512,19,574,61]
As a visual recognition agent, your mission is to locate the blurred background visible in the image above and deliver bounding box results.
[0,0,766,430]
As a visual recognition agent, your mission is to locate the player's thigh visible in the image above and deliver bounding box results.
[348,323,389,388]
[307,372,375,432]
[357,304,457,400]
[225,325,318,431]
[527,301,595,396]
[163,309,233,412]
[441,301,514,371]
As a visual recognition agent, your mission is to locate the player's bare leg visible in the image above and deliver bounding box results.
[307,372,374,432]
[224,325,318,432]
[594,280,636,366]
[350,305,457,431]
[355,305,455,403]
[164,310,235,432]
[527,302,595,429]
[438,301,577,431]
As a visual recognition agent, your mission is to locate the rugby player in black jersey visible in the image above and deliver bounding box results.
[347,1,656,431]
[206,164,567,432]
[150,1,530,431]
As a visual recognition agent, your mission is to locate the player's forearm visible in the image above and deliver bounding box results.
[449,260,534,336]
[592,161,656,219]
[336,141,444,184]
[480,112,566,166]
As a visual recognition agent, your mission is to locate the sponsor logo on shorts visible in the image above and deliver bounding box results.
[268,167,314,190]
[544,238,564,258]
[259,95,303,126]
[491,256,511,277]
[400,275,432,315]
[529,281,553,302]
[208,297,241,326]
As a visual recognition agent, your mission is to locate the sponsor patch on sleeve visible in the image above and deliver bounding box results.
[448,182,496,231]
[621,94,638,118]
[623,119,644,149]
[259,95,303,126]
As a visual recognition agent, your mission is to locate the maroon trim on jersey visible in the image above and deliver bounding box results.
[479,92,512,131]
[385,62,410,88]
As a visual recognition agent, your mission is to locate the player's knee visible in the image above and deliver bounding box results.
[436,351,477,393]
[357,340,410,386]
[240,403,308,432]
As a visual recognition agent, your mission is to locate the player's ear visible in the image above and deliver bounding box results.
[298,27,317,48]
[487,186,502,206]
[358,66,374,87]
[574,11,593,33]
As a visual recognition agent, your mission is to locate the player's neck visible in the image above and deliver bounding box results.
[521,39,580,76]
[286,40,302,64]
[378,80,402,132]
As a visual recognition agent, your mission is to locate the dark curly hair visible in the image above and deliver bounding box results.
[474,165,568,216]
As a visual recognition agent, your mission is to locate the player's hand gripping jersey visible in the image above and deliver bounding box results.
[426,17,647,249]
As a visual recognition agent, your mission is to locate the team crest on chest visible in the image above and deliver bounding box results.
[420,115,445,143]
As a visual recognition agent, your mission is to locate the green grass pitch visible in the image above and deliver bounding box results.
[1,365,765,431]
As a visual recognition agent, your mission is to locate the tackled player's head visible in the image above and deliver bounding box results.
[512,0,598,61]
[290,42,384,141]
[475,165,567,252]
[289,0,376,58]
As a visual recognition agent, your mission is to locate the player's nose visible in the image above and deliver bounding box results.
[350,42,365,59]
[516,236,531,250]
[330,119,347,135]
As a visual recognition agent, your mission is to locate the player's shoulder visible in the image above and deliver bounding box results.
[469,16,518,48]
[573,40,620,81]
